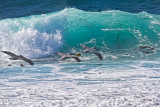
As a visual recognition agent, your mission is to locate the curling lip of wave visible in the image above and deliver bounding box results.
[0,8,160,59]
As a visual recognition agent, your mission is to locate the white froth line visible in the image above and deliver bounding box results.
[0,80,160,107]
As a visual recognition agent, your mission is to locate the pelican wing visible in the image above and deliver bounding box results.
[72,56,81,62]
[81,45,88,50]
[1,51,17,57]
[60,56,68,60]
[81,45,103,60]
[61,55,81,62]
[83,49,89,53]
[92,47,100,51]
[19,56,34,65]
[93,51,103,60]
[57,52,65,57]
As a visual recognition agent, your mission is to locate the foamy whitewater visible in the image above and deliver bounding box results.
[0,8,160,106]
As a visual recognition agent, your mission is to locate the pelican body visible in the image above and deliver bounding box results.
[57,52,81,62]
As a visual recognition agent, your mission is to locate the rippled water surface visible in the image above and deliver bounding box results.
[0,0,160,106]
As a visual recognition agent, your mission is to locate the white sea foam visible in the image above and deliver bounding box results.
[0,28,62,59]
[0,9,68,59]
[0,61,160,106]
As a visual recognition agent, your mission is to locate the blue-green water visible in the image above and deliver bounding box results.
[0,1,160,106]
[1,0,160,19]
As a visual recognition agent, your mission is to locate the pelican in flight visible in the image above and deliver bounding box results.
[1,51,34,65]
[139,46,154,53]
[57,52,81,62]
[81,45,103,60]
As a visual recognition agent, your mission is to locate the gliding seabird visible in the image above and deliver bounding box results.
[139,46,154,53]
[81,44,103,60]
[1,51,34,65]
[57,52,81,62]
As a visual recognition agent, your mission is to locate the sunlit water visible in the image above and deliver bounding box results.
[0,1,160,106]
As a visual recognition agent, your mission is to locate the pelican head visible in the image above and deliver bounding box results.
[76,53,81,57]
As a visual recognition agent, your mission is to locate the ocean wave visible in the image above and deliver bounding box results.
[0,8,160,59]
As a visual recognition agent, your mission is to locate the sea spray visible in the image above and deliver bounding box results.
[0,9,68,58]
[0,8,160,59]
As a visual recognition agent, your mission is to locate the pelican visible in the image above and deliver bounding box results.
[139,46,154,50]
[57,52,81,62]
[81,45,103,60]
[1,51,34,65]
[139,46,154,53]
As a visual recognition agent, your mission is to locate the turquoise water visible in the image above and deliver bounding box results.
[0,1,160,107]
[1,9,160,59]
